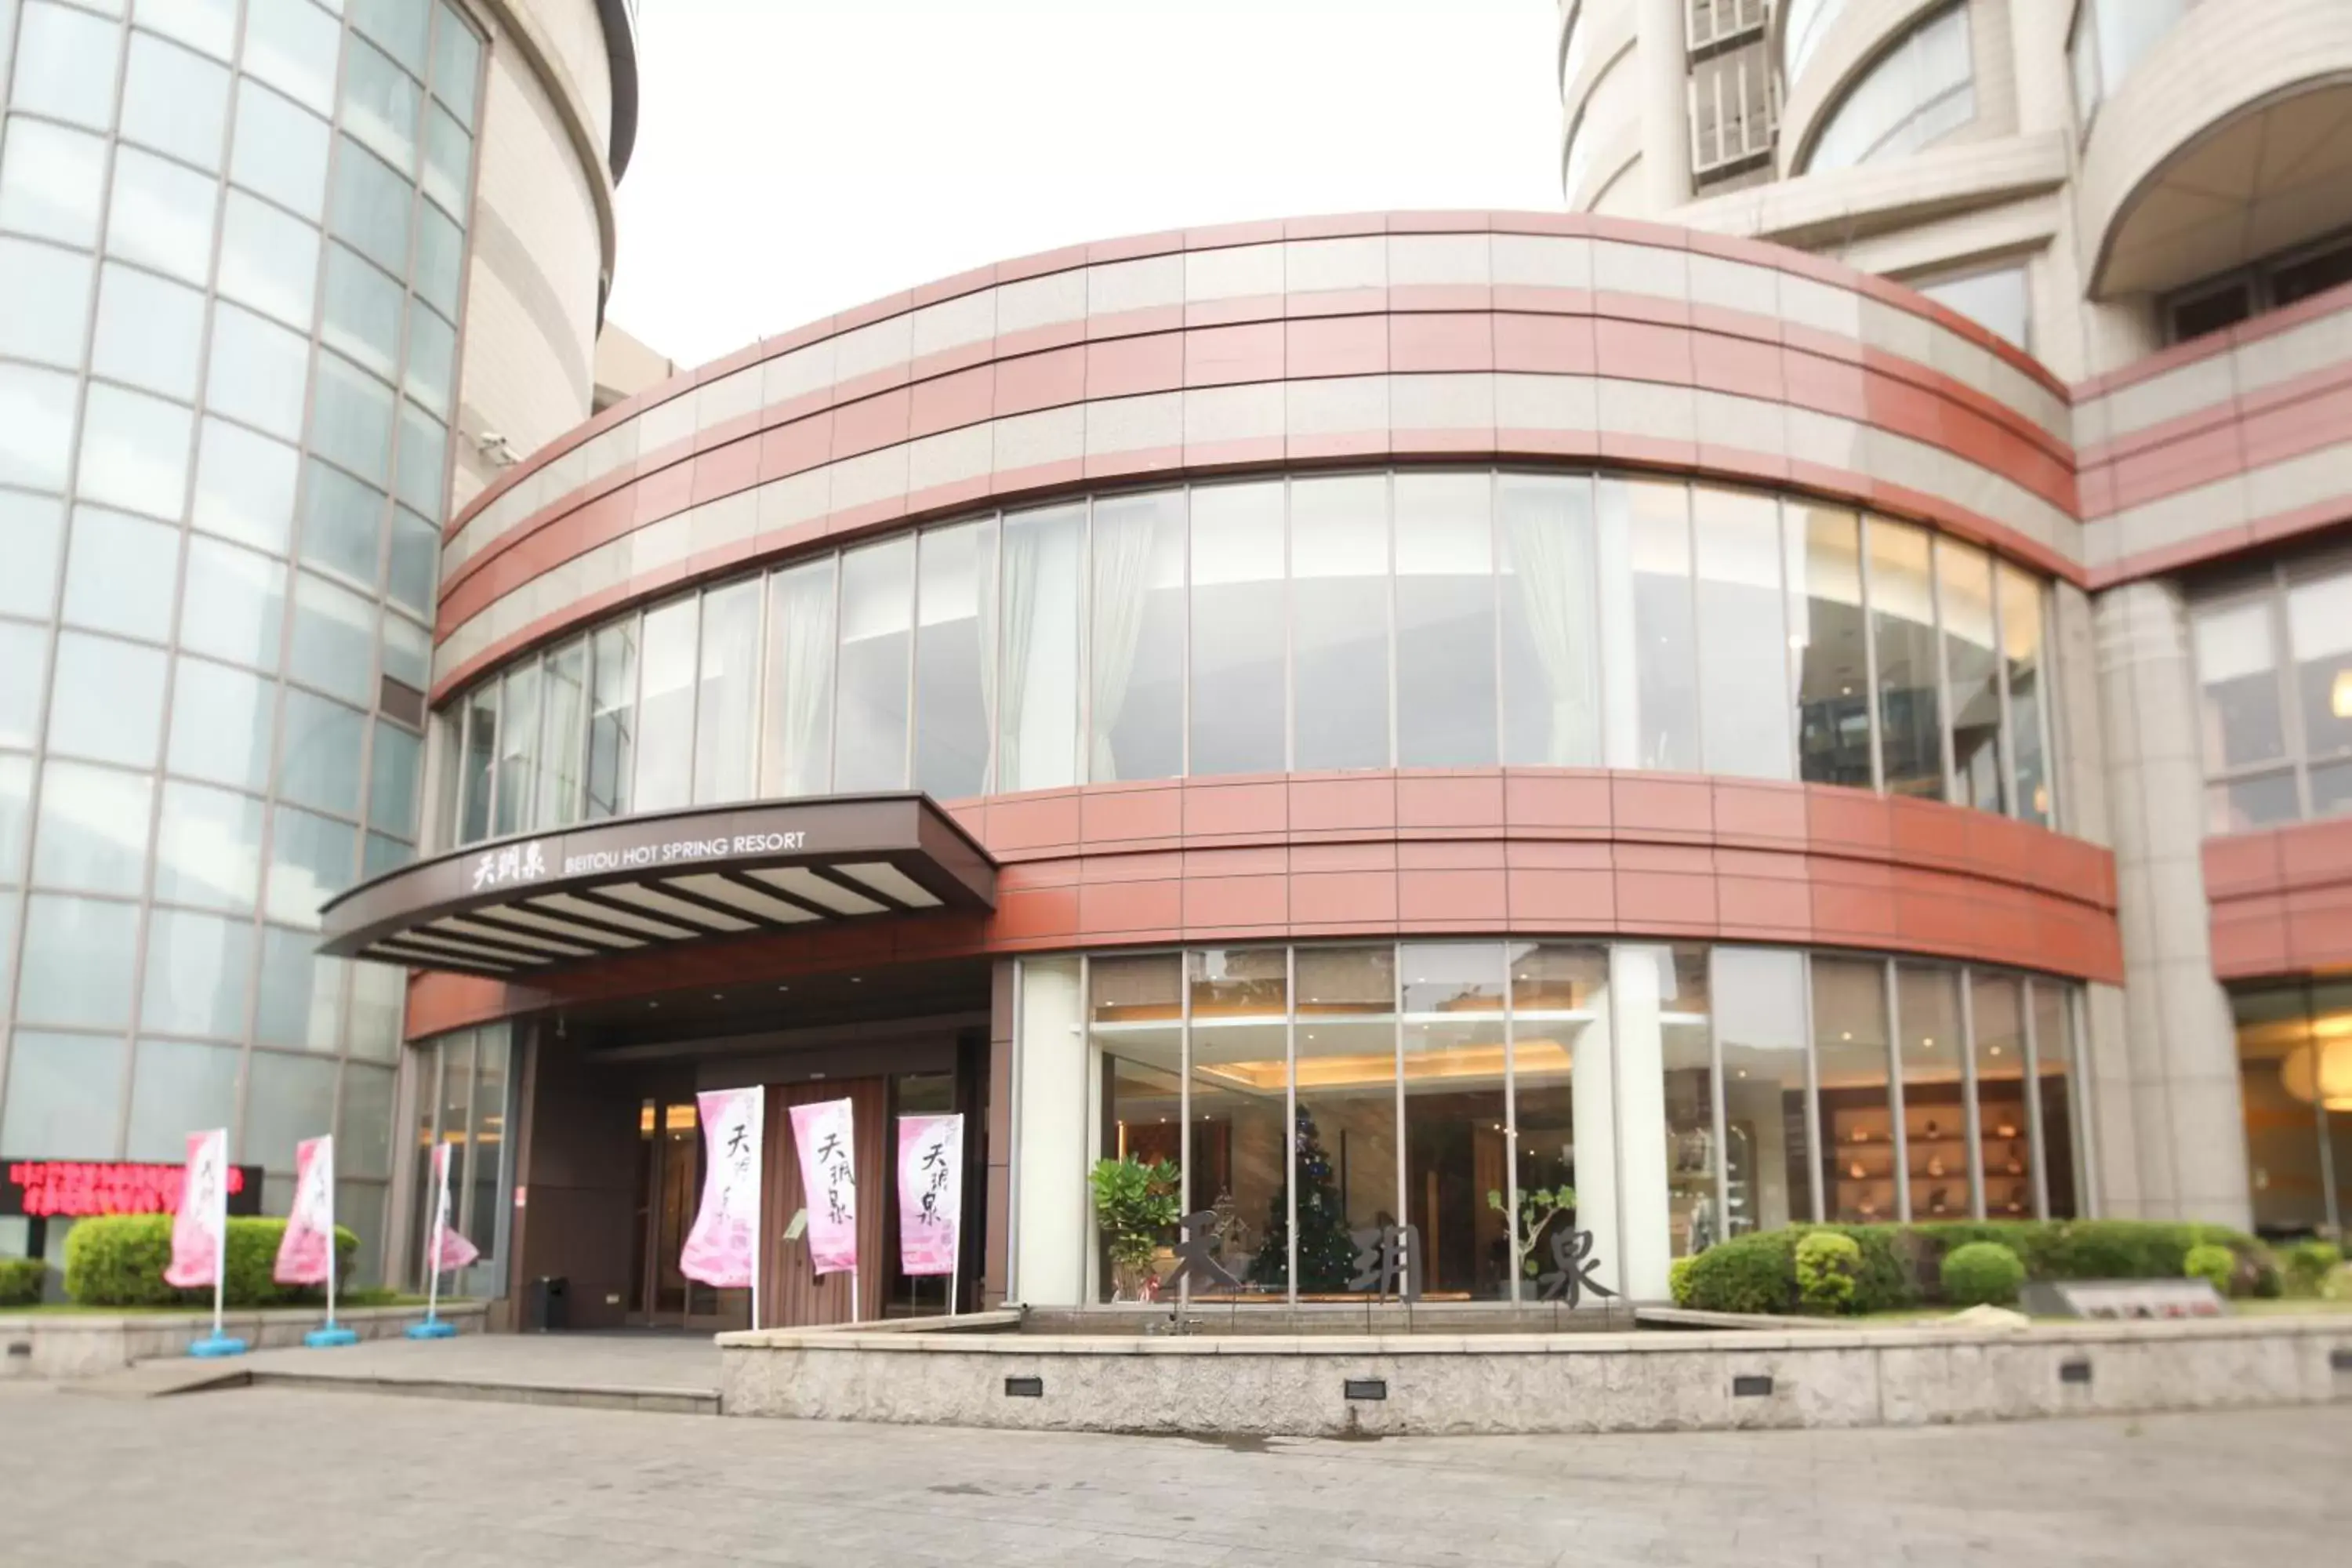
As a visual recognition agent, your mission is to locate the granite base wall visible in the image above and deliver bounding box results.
[0,1303,489,1381]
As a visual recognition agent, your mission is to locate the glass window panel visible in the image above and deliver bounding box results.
[1714,948,1814,1233]
[266,802,356,926]
[1999,564,2051,826]
[166,655,274,789]
[138,0,238,61]
[352,0,430,75]
[142,907,254,1036]
[492,659,539,835]
[1189,481,1287,777]
[340,34,419,176]
[1090,953,1185,1301]
[1193,946,1299,1298]
[245,1050,339,1172]
[1896,964,1965,1221]
[120,31,230,169]
[1869,518,1944,797]
[2089,0,2192,103]
[206,299,310,439]
[91,263,203,399]
[431,0,481,125]
[329,136,411,279]
[910,520,994,799]
[242,0,339,116]
[229,78,328,216]
[1399,942,1509,1298]
[693,578,763,806]
[394,399,445,515]
[1813,956,1895,1224]
[2238,985,2331,1234]
[0,1029,128,1154]
[386,506,437,614]
[348,963,402,1058]
[1612,944,1715,1262]
[1970,973,2032,1219]
[125,1040,241,1160]
[1605,478,1699,770]
[834,538,914,792]
[760,561,833,798]
[13,2,122,129]
[0,490,64,621]
[404,300,454,416]
[1937,537,2003,812]
[321,242,405,381]
[1915,264,2030,350]
[61,506,179,641]
[289,572,378,704]
[1087,489,1185,783]
[1498,473,1599,767]
[32,759,151,894]
[1395,474,1497,768]
[49,631,166,767]
[420,100,467,215]
[532,641,583,829]
[1804,2,1973,172]
[1,622,48,748]
[363,827,410,877]
[339,1060,395,1179]
[191,416,298,554]
[631,596,698,811]
[585,618,637,822]
[77,383,192,521]
[278,688,366,817]
[0,361,77,492]
[2287,572,2352,764]
[154,779,264,910]
[217,189,319,327]
[458,681,495,843]
[107,146,218,286]
[16,895,140,1029]
[2310,757,2352,820]
[0,752,29,883]
[0,234,94,367]
[2192,599,2284,775]
[1693,488,1792,779]
[412,197,459,317]
[1507,942,1610,1294]
[2032,982,2080,1219]
[0,117,107,246]
[1290,474,1390,771]
[996,506,1087,793]
[310,352,395,488]
[254,922,345,1051]
[1276,947,1395,1302]
[298,458,385,587]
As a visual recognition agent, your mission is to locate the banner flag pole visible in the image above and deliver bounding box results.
[303,1137,358,1348]
[180,1129,245,1359]
[407,1142,463,1340]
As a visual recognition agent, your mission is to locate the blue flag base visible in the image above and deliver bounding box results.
[304,1326,360,1348]
[187,1334,248,1358]
[405,1318,457,1340]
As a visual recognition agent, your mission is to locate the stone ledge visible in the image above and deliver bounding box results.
[2,1303,488,1382]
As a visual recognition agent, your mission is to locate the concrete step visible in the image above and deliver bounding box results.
[243,1367,718,1415]
[63,1361,252,1400]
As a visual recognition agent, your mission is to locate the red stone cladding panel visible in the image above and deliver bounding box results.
[2206,817,2352,979]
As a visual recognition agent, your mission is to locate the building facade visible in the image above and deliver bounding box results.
[1560,0,2352,1247]
[0,0,634,1286]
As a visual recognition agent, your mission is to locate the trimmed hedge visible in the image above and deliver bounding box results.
[1679,1219,2278,1316]
[1941,1241,2024,1306]
[63,1216,358,1308]
[2183,1243,2236,1294]
[0,1256,45,1308]
[2282,1240,2343,1297]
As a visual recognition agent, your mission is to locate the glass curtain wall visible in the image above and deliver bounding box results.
[2229,979,2350,1239]
[437,472,2060,851]
[2190,556,2352,833]
[401,1022,514,1298]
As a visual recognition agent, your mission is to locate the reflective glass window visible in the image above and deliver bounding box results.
[760,561,834,799]
[0,361,77,492]
[154,779,264,910]
[1869,518,1944,797]
[1498,473,1599,767]
[138,0,238,61]
[242,0,340,116]
[1192,946,1295,1298]
[49,631,167,767]
[534,641,584,829]
[61,506,179,641]
[694,578,763,806]
[278,688,368,817]
[32,759,152,895]
[420,100,468,215]
[167,655,275,790]
[1693,488,1791,779]
[230,78,328,216]
[1896,964,1966,1221]
[90,263,204,400]
[2032,982,2080,1219]
[1970,972,2032,1220]
[458,681,494,842]
[299,459,387,587]
[321,243,405,381]
[120,31,230,169]
[1290,474,1389,771]
[2287,573,2352,766]
[107,147,218,287]
[310,352,396,488]
[206,300,310,439]
[412,198,459,316]
[1396,474,1497,768]
[1803,2,1973,173]
[328,137,412,277]
[387,506,438,615]
[1813,956,1895,1224]
[341,34,421,176]
[996,506,1081,793]
[1087,488,1185,782]
[1606,478,1699,770]
[369,717,421,837]
[1090,953,1185,1301]
[1915,264,2030,350]
[834,538,914,792]
[191,416,299,554]
[1937,537,2003,813]
[0,233,93,368]
[0,1029,128,1153]
[254,924,344,1051]
[142,907,255,1036]
[0,117,107,246]
[352,0,430,77]
[16,895,140,1029]
[430,1,482,126]
[584,618,636,821]
[1508,942,1610,1294]
[405,300,454,416]
[1714,948,1814,1232]
[1400,942,1510,1298]
[289,571,378,705]
[912,518,995,800]
[265,802,357,926]
[216,189,320,327]
[631,595,698,811]
[244,1051,339,1173]
[1999,564,2051,826]
[13,2,122,130]
[125,1040,241,1160]
[0,752,25,883]
[78,382,194,524]
[0,622,45,748]
[2193,597,2288,829]
[394,400,445,514]
[493,659,539,836]
[381,609,427,691]
[0,490,64,620]
[1189,481,1286,776]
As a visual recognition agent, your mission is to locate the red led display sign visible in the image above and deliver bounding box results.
[2,1159,263,1220]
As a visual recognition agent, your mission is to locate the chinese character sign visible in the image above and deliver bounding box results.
[427,1142,480,1273]
[788,1098,858,1276]
[895,1114,962,1277]
[470,839,549,892]
[681,1087,764,1290]
[163,1129,229,1289]
[273,1136,336,1286]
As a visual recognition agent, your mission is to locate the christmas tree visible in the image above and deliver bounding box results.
[1247,1105,1360,1291]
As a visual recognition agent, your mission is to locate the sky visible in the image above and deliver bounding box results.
[604,0,1563,369]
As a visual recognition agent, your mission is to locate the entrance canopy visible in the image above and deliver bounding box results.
[318,794,996,976]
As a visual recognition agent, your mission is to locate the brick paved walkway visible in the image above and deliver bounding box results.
[8,1382,2344,1566]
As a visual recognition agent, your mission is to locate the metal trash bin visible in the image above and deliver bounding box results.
[525,1275,568,1332]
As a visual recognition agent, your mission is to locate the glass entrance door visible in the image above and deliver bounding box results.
[630,1098,739,1328]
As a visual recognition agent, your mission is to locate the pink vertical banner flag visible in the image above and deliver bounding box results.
[895,1114,963,1277]
[427,1142,479,1272]
[163,1128,229,1289]
[788,1098,858,1276]
[273,1135,336,1285]
[680,1087,764,1289]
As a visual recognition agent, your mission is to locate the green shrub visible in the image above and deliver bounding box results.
[64,1216,358,1308]
[2183,1243,2237,1296]
[1795,1232,1862,1313]
[1668,1254,1697,1307]
[1679,1231,1798,1314]
[1940,1240,2025,1306]
[2281,1240,2343,1298]
[2322,1265,2352,1304]
[0,1256,46,1308]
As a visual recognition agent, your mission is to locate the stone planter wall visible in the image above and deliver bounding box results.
[1,1303,488,1381]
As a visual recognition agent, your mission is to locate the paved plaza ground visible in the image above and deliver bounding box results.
[5,1380,2345,1566]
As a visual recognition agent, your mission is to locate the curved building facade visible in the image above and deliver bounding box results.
[0,0,633,1290]
[324,212,2151,1324]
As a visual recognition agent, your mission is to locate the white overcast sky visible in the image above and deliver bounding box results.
[605,0,1563,369]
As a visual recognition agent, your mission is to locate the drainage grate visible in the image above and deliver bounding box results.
[1343,1377,1388,1401]
[1732,1374,1773,1398]
[2059,1359,2092,1385]
[1004,1376,1044,1398]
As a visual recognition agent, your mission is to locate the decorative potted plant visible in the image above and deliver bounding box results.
[1089,1156,1179,1301]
